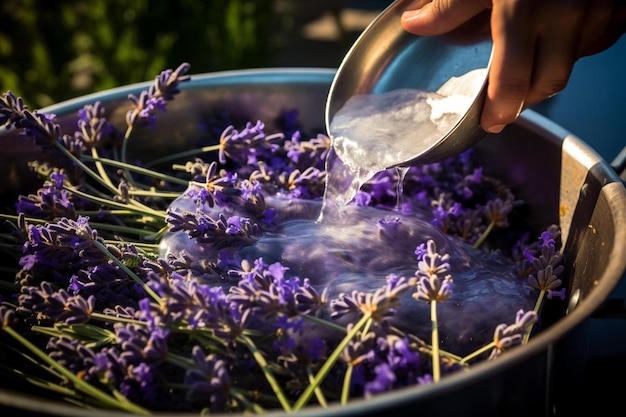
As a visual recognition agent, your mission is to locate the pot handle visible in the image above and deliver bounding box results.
[591,146,626,319]
[611,145,626,183]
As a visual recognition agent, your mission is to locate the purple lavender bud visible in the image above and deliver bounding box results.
[184,346,232,412]
[0,305,17,329]
[413,240,453,302]
[73,101,118,148]
[528,237,565,291]
[331,274,413,321]
[16,172,77,220]
[166,210,260,250]
[0,91,27,127]
[364,363,396,396]
[489,310,538,359]
[126,63,191,129]
[19,110,62,148]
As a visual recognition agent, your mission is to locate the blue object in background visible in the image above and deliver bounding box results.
[531,36,626,167]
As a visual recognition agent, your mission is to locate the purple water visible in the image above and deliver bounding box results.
[160,183,535,354]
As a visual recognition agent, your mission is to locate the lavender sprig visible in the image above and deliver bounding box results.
[0,305,149,414]
[122,63,191,183]
[125,62,191,130]
[412,239,453,382]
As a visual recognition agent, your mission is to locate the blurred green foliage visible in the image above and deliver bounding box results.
[0,0,277,108]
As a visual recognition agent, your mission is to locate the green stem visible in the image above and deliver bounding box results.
[431,301,441,382]
[293,313,372,412]
[90,312,148,326]
[120,127,140,189]
[524,290,546,343]
[0,213,45,224]
[120,126,134,166]
[82,154,190,186]
[77,209,140,216]
[472,220,495,249]
[307,365,327,408]
[88,221,163,238]
[341,364,353,405]
[230,389,267,414]
[2,327,150,414]
[460,342,496,364]
[418,344,464,363]
[90,147,117,191]
[93,240,161,302]
[144,144,221,168]
[128,190,182,198]
[65,186,167,220]
[103,240,160,252]
[301,313,347,335]
[238,334,292,412]
[53,142,119,196]
[533,289,545,314]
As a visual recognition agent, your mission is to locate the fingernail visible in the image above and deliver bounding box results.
[486,124,506,134]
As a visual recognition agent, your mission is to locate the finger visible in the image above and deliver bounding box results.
[481,2,536,133]
[401,0,489,35]
[523,1,585,105]
[576,0,624,57]
[524,31,576,106]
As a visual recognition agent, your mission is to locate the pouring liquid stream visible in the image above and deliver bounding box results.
[320,68,487,221]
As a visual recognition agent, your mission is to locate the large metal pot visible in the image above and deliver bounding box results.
[0,68,624,417]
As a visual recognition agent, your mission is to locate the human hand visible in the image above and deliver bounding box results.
[401,0,626,133]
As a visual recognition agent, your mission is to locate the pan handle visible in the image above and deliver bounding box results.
[611,145,626,182]
[591,146,626,318]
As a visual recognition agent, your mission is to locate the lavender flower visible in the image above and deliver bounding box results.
[0,91,61,148]
[413,240,453,303]
[47,336,102,381]
[527,232,565,292]
[0,90,27,126]
[74,102,119,149]
[490,310,538,359]
[184,346,232,412]
[331,274,415,322]
[228,259,304,320]
[363,363,396,396]
[165,210,260,250]
[284,132,330,170]
[341,328,378,367]
[18,281,95,325]
[16,171,77,220]
[276,334,327,368]
[126,63,191,129]
[277,166,326,199]
[217,120,281,165]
